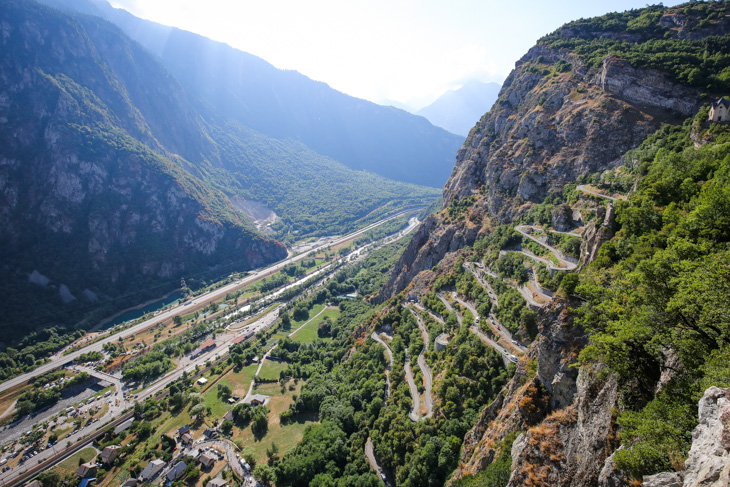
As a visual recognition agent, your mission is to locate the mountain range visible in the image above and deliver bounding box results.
[40,0,465,188]
[374,2,730,486]
[0,0,459,338]
[417,80,501,136]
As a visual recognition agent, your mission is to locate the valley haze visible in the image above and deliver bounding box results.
[0,2,728,487]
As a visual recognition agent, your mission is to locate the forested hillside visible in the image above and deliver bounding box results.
[0,0,438,341]
[237,2,730,487]
[375,2,730,486]
[40,0,465,188]
[2,2,730,486]
[575,113,730,478]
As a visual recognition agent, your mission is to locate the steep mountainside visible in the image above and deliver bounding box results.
[0,0,287,338]
[40,0,465,188]
[417,80,501,137]
[381,3,728,300]
[0,0,439,340]
[372,2,730,486]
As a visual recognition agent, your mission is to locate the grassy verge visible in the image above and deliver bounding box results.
[55,447,97,476]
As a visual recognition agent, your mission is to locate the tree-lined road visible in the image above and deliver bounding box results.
[371,332,393,400]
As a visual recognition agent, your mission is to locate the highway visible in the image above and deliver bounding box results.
[0,209,421,394]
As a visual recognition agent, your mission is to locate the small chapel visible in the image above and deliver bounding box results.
[709,97,730,122]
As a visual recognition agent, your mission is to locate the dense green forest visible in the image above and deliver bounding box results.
[575,113,730,477]
[540,2,730,92]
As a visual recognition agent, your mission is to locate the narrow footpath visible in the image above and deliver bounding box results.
[242,344,277,402]
[288,306,328,338]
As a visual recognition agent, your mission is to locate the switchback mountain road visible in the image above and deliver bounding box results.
[514,225,578,270]
[453,279,527,355]
[404,354,420,422]
[405,305,433,419]
[437,293,462,326]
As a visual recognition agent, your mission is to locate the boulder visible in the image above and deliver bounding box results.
[682,387,730,487]
[551,204,574,232]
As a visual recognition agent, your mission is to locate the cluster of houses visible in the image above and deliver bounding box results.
[26,334,275,487]
[64,433,232,487]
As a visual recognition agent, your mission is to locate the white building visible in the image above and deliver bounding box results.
[709,97,730,122]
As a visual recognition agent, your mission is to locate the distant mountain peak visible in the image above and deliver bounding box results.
[417,80,501,137]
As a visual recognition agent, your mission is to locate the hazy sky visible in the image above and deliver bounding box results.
[110,0,684,110]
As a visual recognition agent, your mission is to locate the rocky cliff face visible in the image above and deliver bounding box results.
[385,4,730,486]
[449,299,621,486]
[642,387,730,487]
[0,0,286,337]
[382,9,712,301]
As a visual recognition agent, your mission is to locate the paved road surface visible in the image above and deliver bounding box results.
[470,326,510,367]
[525,267,553,303]
[517,283,548,309]
[370,333,393,400]
[365,437,389,486]
[453,291,527,356]
[412,302,445,325]
[437,293,462,326]
[192,439,248,479]
[515,225,578,271]
[464,263,500,308]
[403,354,420,422]
[451,295,516,367]
[577,184,626,202]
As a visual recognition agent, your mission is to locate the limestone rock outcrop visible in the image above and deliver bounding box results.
[683,387,730,487]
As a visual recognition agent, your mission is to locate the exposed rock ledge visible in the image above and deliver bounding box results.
[644,386,730,487]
